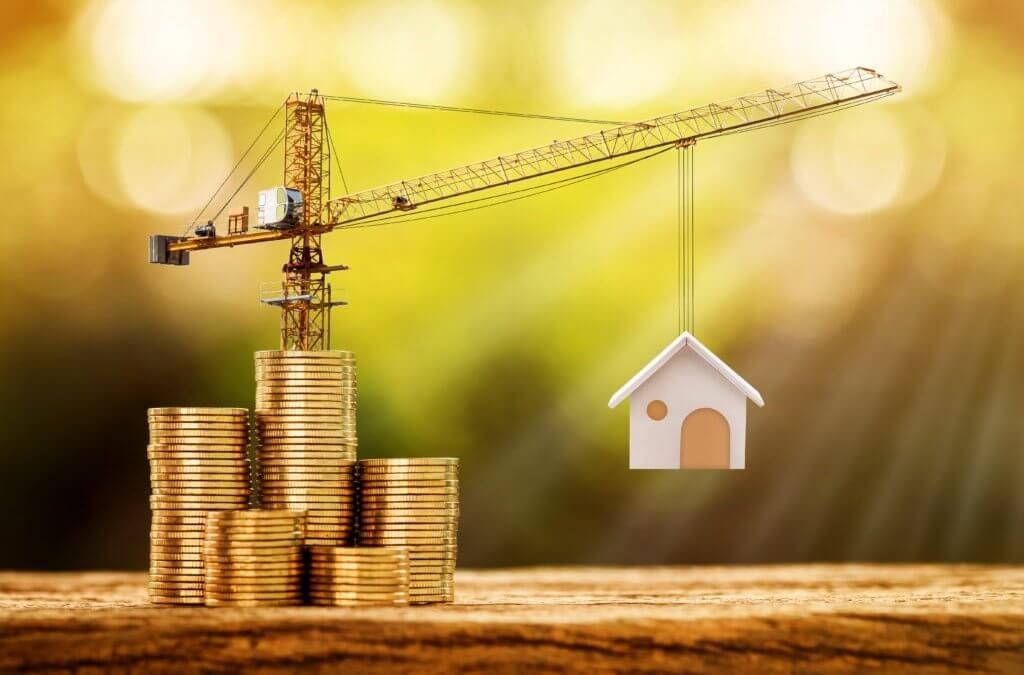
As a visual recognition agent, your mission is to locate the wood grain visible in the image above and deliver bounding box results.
[0,565,1022,673]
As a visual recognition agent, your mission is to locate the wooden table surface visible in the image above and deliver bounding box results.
[1,565,1022,673]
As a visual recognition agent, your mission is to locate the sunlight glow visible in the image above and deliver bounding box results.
[336,1,476,99]
[79,0,243,102]
[790,108,909,215]
[115,107,233,215]
[771,0,949,95]
[551,0,684,107]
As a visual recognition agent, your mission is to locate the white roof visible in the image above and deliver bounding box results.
[608,331,765,408]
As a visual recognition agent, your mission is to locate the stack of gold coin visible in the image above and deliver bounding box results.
[308,547,410,606]
[255,350,358,546]
[203,510,305,607]
[147,407,250,606]
[357,458,459,604]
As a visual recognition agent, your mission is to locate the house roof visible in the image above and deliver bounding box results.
[608,331,765,408]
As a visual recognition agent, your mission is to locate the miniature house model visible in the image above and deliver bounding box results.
[608,332,764,470]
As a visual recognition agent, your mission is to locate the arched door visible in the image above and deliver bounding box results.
[680,408,730,469]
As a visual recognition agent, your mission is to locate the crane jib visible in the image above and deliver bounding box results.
[157,67,899,259]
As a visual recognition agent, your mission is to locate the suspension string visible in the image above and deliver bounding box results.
[676,143,695,335]
[677,148,682,334]
[690,145,695,335]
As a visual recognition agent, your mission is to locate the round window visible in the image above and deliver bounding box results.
[646,400,668,421]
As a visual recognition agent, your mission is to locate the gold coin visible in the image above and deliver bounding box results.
[149,558,205,568]
[358,471,458,480]
[202,560,302,571]
[256,396,350,403]
[358,477,458,485]
[359,544,457,554]
[312,579,407,589]
[307,546,405,555]
[206,510,304,521]
[255,349,354,358]
[357,504,459,513]
[203,583,301,593]
[303,525,354,533]
[260,471,355,479]
[149,582,204,592]
[357,532,456,542]
[150,465,249,474]
[151,488,250,497]
[148,421,247,429]
[149,592,205,601]
[149,574,206,582]
[358,536,456,545]
[149,555,204,564]
[256,383,353,391]
[357,522,452,530]
[256,415,347,423]
[359,458,458,467]
[358,499,459,509]
[204,598,301,607]
[310,568,407,579]
[150,498,248,507]
[204,594,303,603]
[256,372,354,381]
[259,452,356,461]
[308,591,407,602]
[148,446,247,454]
[358,490,459,499]
[358,517,459,525]
[148,436,248,444]
[201,540,300,550]
[258,420,354,429]
[309,598,407,607]
[259,430,352,439]
[359,486,457,495]
[149,407,248,416]
[150,515,209,525]
[260,496,354,506]
[147,417,246,427]
[151,480,248,488]
[202,522,302,533]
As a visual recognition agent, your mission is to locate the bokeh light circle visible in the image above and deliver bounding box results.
[552,0,683,107]
[81,0,227,102]
[115,107,233,215]
[337,1,474,99]
[790,108,909,215]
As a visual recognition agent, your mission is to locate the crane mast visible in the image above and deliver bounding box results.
[150,67,900,350]
[277,90,345,350]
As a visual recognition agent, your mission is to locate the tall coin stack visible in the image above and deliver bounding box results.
[203,510,305,607]
[147,407,250,606]
[357,458,459,604]
[309,547,410,606]
[255,350,358,546]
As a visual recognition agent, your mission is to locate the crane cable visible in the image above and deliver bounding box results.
[321,94,624,126]
[185,101,285,236]
[336,144,675,231]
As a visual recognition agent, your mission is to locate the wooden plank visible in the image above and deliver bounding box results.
[0,565,1022,673]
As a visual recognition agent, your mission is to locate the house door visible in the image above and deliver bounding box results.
[680,408,730,469]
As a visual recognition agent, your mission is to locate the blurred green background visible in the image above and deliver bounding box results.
[1,0,1021,570]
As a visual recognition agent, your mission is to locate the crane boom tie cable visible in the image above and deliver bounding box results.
[321,94,624,126]
[336,145,674,231]
[185,101,285,236]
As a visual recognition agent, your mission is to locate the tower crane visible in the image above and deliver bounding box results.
[150,67,900,350]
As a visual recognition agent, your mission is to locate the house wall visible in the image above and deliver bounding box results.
[628,348,748,469]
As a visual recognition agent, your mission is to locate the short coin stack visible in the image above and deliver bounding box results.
[357,458,459,604]
[147,407,250,606]
[203,510,305,607]
[309,547,410,606]
[255,350,358,546]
